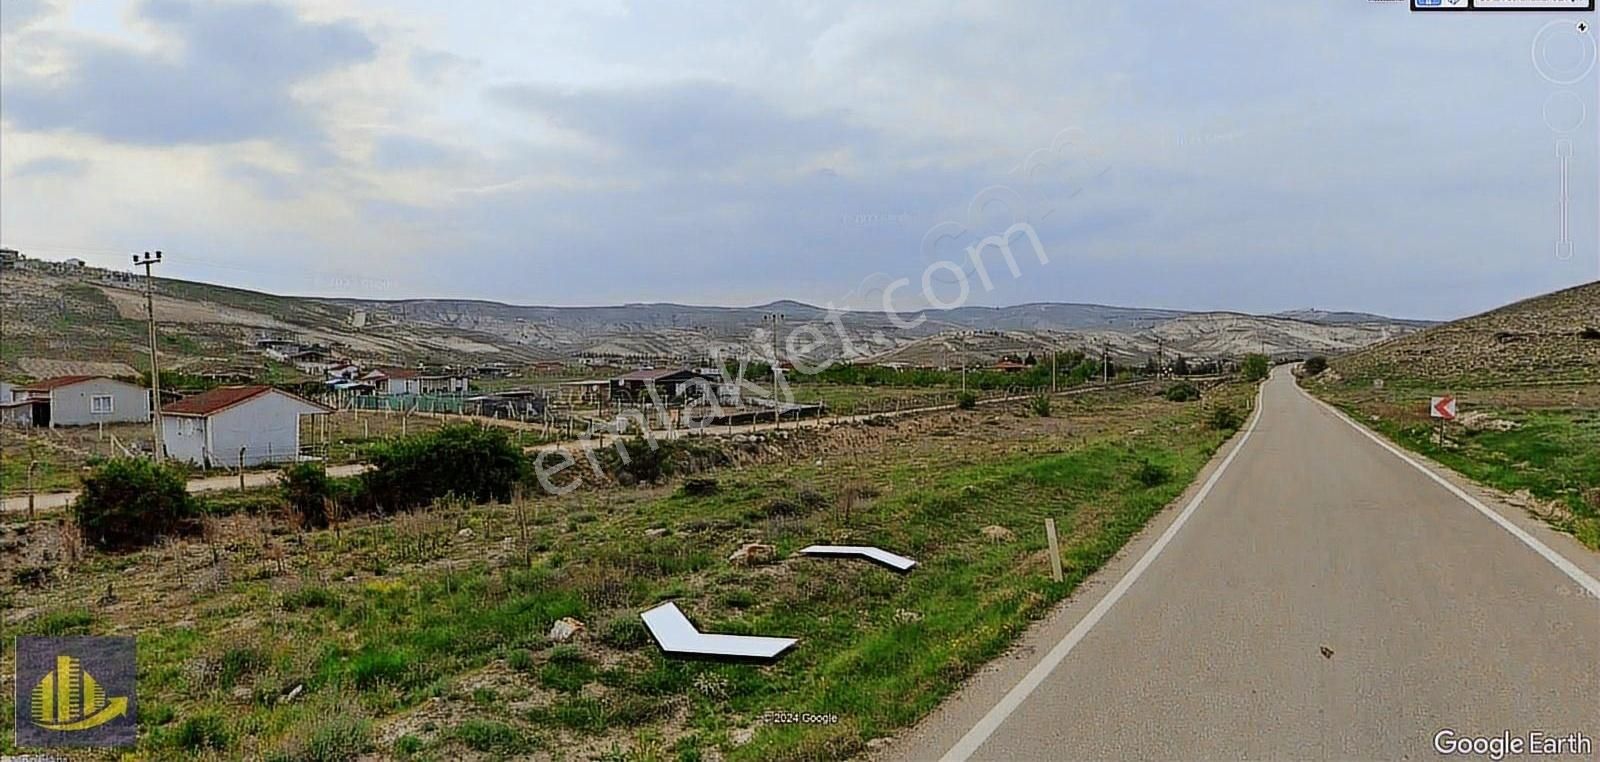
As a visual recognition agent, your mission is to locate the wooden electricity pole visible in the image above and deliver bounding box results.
[135,250,166,461]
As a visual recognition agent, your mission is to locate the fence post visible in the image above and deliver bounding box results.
[1045,518,1064,582]
[27,460,38,521]
[239,447,247,492]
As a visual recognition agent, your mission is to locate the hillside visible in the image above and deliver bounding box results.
[1,262,1430,380]
[1327,281,1600,386]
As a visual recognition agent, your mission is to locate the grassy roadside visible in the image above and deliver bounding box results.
[2,382,1254,761]
[1303,378,1600,550]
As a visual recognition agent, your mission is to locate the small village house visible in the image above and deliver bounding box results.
[11,375,151,427]
[161,386,332,467]
[610,368,711,403]
[362,367,470,395]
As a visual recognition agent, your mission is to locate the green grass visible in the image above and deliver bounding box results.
[1,383,1251,760]
[1313,383,1600,550]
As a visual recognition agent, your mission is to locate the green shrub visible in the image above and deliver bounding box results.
[394,735,424,757]
[73,458,198,550]
[1163,382,1201,402]
[598,436,669,484]
[454,719,534,753]
[360,424,527,511]
[1242,354,1271,382]
[281,586,341,612]
[1030,394,1052,417]
[1209,405,1243,432]
[956,391,978,410]
[173,711,230,752]
[679,477,719,497]
[282,462,338,527]
[1134,460,1170,487]
[1302,356,1328,375]
[270,715,373,762]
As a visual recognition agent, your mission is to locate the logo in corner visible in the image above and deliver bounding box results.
[15,636,136,748]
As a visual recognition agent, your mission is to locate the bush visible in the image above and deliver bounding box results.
[596,435,669,485]
[1134,460,1171,487]
[1302,356,1328,375]
[360,425,526,511]
[173,712,230,752]
[282,462,338,527]
[1163,382,1201,402]
[1241,354,1271,382]
[679,477,719,497]
[73,458,198,550]
[268,714,373,762]
[1030,394,1052,417]
[956,391,978,410]
[1209,405,1244,432]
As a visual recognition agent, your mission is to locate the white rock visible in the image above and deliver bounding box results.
[548,617,586,642]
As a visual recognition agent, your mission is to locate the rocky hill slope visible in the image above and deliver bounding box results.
[1327,281,1600,386]
[1,263,1432,379]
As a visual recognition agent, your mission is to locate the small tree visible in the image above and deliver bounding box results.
[361,424,526,511]
[282,462,337,528]
[956,391,978,410]
[1303,356,1328,375]
[1241,354,1271,382]
[1163,382,1201,402]
[1030,394,1052,417]
[74,458,198,550]
[1208,405,1243,432]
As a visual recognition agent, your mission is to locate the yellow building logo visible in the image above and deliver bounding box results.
[29,654,130,732]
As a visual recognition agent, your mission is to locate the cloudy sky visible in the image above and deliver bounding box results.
[1,0,1595,319]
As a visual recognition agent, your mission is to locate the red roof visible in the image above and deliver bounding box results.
[162,386,333,417]
[20,374,108,391]
[163,386,272,416]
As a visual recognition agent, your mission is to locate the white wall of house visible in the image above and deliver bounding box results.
[48,378,150,427]
[163,391,326,467]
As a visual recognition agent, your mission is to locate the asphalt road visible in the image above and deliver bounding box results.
[888,367,1600,761]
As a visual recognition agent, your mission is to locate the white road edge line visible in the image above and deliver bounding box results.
[939,382,1267,762]
[1298,384,1600,601]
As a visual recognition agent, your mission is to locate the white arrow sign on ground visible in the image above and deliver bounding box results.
[640,602,798,660]
[798,545,918,573]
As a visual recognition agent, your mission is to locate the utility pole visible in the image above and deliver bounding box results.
[1156,337,1165,379]
[763,313,784,427]
[135,250,165,461]
[1050,347,1058,393]
[1102,342,1110,384]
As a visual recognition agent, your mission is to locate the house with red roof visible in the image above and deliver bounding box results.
[160,386,333,467]
[7,375,151,427]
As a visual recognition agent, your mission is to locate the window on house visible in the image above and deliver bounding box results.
[90,395,114,414]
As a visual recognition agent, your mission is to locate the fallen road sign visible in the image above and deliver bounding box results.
[640,602,797,661]
[1430,395,1457,420]
[798,545,917,573]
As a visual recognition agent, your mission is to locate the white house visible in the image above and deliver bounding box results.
[362,367,469,395]
[160,386,332,467]
[12,375,151,427]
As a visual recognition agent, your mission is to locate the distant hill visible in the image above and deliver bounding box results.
[1273,308,1435,328]
[1327,281,1600,386]
[0,261,1431,381]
